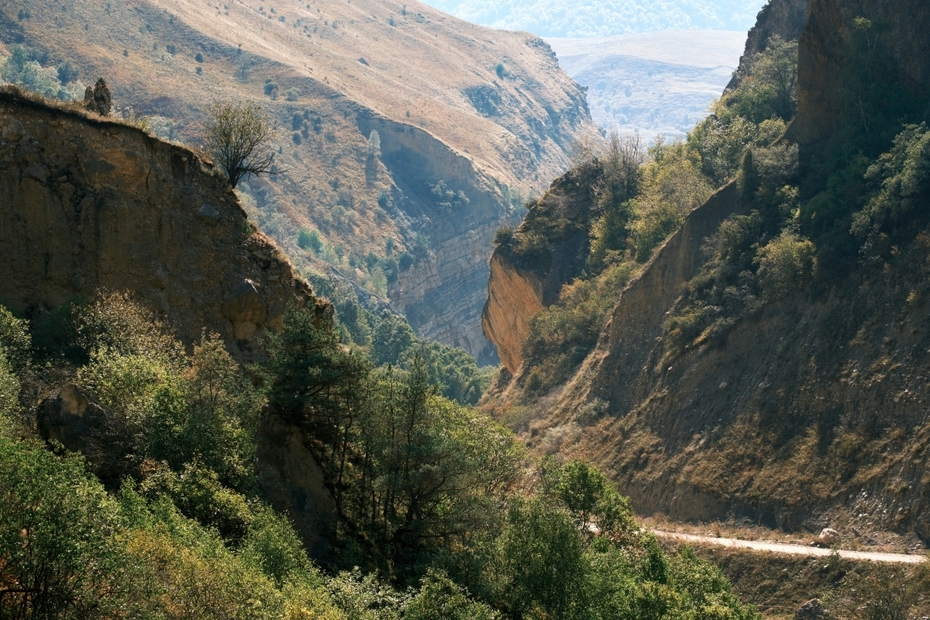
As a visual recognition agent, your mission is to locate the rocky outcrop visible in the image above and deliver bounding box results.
[0,87,327,361]
[485,0,930,543]
[727,0,810,91]
[482,254,545,374]
[482,161,602,373]
[82,78,111,116]
[796,0,930,158]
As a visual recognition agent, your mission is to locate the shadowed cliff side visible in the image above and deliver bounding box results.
[796,0,930,162]
[557,182,743,415]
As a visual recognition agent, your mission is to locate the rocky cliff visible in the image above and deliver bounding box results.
[0,87,326,354]
[482,161,602,373]
[796,0,930,158]
[0,0,600,362]
[0,86,335,554]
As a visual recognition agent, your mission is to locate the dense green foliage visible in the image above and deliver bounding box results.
[0,293,756,619]
[652,19,930,364]
[423,0,765,37]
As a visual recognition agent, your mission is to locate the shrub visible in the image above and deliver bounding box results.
[755,232,815,300]
[297,227,323,252]
[195,52,204,63]
[205,101,277,188]
[0,350,20,437]
[493,225,514,245]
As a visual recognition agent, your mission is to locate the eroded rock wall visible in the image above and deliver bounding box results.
[0,87,327,360]
[481,162,602,373]
[482,253,545,374]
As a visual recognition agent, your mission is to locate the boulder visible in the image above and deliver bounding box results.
[83,78,111,116]
[37,383,107,454]
[222,279,267,337]
[817,528,840,546]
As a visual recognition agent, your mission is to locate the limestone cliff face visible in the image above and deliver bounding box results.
[0,87,327,357]
[358,115,522,363]
[726,0,810,91]
[796,0,930,157]
[482,161,602,373]
[0,87,335,554]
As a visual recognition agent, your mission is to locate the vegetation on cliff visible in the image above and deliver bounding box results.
[496,37,796,394]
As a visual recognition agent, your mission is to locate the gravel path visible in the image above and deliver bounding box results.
[653,530,927,564]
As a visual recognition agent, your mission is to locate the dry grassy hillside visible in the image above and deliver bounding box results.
[2,0,598,361]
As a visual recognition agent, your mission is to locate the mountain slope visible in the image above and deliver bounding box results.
[1,0,599,362]
[547,30,746,139]
[482,0,930,548]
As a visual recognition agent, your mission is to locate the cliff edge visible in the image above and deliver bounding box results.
[0,86,336,555]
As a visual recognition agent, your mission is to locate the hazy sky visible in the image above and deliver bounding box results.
[420,0,770,38]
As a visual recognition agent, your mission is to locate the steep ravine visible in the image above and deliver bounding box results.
[0,0,601,362]
[484,0,930,543]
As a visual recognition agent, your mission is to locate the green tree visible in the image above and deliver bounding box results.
[205,101,277,188]
[500,498,588,620]
[371,311,416,366]
[0,438,131,619]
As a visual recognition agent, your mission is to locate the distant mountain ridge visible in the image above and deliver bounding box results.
[422,0,767,37]
[547,30,746,139]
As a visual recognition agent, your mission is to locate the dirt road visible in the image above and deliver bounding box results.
[653,530,927,564]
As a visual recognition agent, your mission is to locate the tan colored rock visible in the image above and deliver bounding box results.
[817,528,840,546]
[0,87,327,362]
[482,253,544,374]
[223,279,267,325]
[481,161,603,372]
